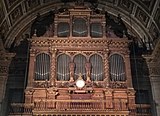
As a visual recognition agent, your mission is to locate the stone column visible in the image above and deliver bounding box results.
[0,40,15,116]
[148,65,160,116]
[145,39,160,116]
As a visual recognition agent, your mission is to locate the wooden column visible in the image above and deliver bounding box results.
[46,87,58,109]
[50,48,57,86]
[103,49,109,87]
[124,53,133,88]
[27,49,36,88]
[127,89,136,116]
[104,89,113,109]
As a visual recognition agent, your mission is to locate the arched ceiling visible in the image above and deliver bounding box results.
[0,0,160,49]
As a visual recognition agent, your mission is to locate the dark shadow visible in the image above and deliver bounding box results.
[4,38,29,115]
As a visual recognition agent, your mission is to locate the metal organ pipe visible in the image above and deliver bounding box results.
[57,54,70,81]
[74,54,86,80]
[35,53,50,80]
[90,54,103,81]
[109,54,126,81]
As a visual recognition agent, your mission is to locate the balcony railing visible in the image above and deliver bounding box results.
[136,104,151,116]
[9,103,33,115]
[9,100,151,115]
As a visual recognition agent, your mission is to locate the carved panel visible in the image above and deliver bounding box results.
[149,23,159,41]
[135,7,149,27]
[118,0,134,13]
[154,7,160,29]
[135,0,156,13]
[25,0,40,12]
[4,0,21,12]
[9,5,23,25]
[109,82,127,89]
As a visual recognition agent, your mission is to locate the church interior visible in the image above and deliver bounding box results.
[0,0,160,116]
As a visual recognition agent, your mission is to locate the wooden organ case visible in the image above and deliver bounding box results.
[25,5,136,116]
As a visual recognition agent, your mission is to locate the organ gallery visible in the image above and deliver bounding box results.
[24,4,135,115]
[2,0,159,116]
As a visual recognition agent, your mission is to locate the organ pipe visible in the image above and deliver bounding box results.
[109,54,126,81]
[57,54,70,81]
[35,53,50,80]
[74,54,86,80]
[90,54,103,81]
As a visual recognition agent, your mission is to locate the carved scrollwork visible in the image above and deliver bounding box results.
[25,89,35,95]
[104,89,113,95]
[33,81,49,88]
[109,82,127,89]
[55,81,70,88]
[127,89,136,96]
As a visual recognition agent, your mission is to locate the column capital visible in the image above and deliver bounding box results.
[0,51,15,75]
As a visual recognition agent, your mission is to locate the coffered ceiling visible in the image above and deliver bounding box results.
[0,0,159,49]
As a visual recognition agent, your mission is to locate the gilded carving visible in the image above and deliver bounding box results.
[127,89,136,96]
[109,82,127,89]
[25,88,35,95]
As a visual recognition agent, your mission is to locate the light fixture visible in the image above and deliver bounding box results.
[76,73,85,88]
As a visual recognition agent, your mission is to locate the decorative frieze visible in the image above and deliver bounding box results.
[30,37,130,50]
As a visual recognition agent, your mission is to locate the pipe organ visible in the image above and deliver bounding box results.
[24,5,136,116]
